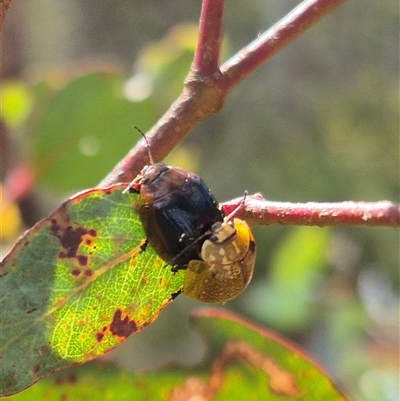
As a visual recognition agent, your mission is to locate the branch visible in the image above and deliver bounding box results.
[0,0,13,30]
[100,0,346,187]
[97,0,400,229]
[222,195,400,228]
[221,0,347,89]
[192,0,225,75]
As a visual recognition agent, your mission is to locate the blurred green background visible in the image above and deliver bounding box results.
[1,1,398,400]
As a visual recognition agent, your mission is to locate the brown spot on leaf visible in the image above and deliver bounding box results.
[71,269,82,277]
[76,255,88,266]
[56,226,87,258]
[33,364,40,374]
[26,308,37,314]
[110,309,138,338]
[96,331,105,342]
[50,210,97,267]
[84,269,93,277]
[39,346,50,356]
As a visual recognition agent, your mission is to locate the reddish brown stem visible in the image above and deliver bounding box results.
[99,81,226,187]
[97,0,400,230]
[223,195,400,228]
[193,0,225,75]
[101,0,346,187]
[221,0,347,89]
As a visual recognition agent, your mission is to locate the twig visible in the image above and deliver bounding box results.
[100,0,347,187]
[223,195,400,228]
[192,0,224,75]
[221,0,347,89]
[97,0,400,229]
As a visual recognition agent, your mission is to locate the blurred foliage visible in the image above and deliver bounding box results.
[125,24,199,113]
[243,226,332,332]
[2,309,349,400]
[1,1,398,400]
[1,81,33,129]
[30,72,154,191]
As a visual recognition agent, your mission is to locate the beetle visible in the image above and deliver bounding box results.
[182,217,256,303]
[130,162,223,269]
[127,127,256,302]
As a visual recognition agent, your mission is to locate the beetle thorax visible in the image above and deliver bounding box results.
[139,164,190,203]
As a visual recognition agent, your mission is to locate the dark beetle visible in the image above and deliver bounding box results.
[130,163,223,269]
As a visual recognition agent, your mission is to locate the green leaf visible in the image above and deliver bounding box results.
[31,72,154,191]
[2,308,349,400]
[0,186,184,396]
[1,362,185,401]
[192,308,349,400]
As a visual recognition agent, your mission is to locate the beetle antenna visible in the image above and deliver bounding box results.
[134,125,154,165]
[122,126,154,194]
